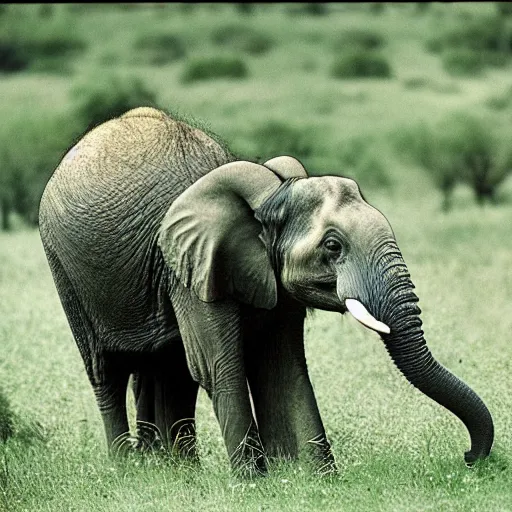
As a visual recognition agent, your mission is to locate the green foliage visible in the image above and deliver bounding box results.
[496,1,512,16]
[289,3,329,16]
[0,40,28,72]
[0,113,78,229]
[368,2,386,15]
[441,48,485,76]
[427,15,511,54]
[181,56,249,83]
[0,9,86,73]
[133,33,186,65]
[331,49,392,79]
[396,114,512,210]
[486,85,512,111]
[333,28,385,52]
[72,74,158,131]
[1,70,159,230]
[0,389,14,442]
[234,3,255,15]
[250,120,315,162]
[337,137,391,189]
[427,14,512,72]
[211,24,274,55]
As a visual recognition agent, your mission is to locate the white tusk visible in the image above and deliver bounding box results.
[345,299,391,335]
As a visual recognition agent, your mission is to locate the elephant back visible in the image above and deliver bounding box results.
[39,108,234,332]
[41,107,234,229]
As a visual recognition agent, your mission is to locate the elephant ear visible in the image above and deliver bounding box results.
[158,161,284,309]
[263,156,308,180]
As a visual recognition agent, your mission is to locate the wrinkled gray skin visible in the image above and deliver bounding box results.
[39,107,493,477]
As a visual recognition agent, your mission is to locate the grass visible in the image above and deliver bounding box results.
[0,193,511,511]
[0,3,512,510]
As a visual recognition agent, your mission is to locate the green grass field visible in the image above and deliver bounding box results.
[1,3,512,511]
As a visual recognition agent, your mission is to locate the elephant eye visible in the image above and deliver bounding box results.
[323,237,343,255]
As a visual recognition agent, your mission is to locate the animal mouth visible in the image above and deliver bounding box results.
[314,278,337,293]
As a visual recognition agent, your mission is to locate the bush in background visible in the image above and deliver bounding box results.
[251,120,315,162]
[287,3,330,16]
[336,137,391,189]
[333,28,385,52]
[0,8,86,73]
[0,32,85,73]
[133,33,186,66]
[211,24,274,56]
[0,40,29,72]
[427,14,512,73]
[441,48,485,76]
[395,114,512,210]
[485,85,512,111]
[427,15,511,54]
[72,74,158,131]
[0,390,14,442]
[331,49,392,79]
[0,113,77,230]
[496,2,512,17]
[181,56,248,83]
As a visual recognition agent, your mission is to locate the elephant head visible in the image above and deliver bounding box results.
[158,156,494,465]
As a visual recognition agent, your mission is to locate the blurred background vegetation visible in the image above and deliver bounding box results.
[1,1,512,230]
[1,6,512,508]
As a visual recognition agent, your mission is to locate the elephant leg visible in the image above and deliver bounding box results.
[154,343,199,459]
[171,291,266,477]
[244,302,336,475]
[132,371,160,450]
[44,248,131,453]
[133,343,199,458]
[93,357,132,453]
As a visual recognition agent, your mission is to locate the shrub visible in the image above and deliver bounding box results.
[181,56,248,83]
[496,2,512,16]
[133,33,186,65]
[333,29,385,52]
[427,15,512,72]
[414,2,431,14]
[396,114,512,210]
[0,20,86,73]
[72,74,158,131]
[368,3,385,15]
[331,50,392,79]
[251,121,315,162]
[234,3,255,15]
[0,113,78,229]
[443,114,512,204]
[441,48,484,76]
[428,16,511,54]
[0,390,14,442]
[337,137,390,189]
[211,24,274,55]
[287,3,329,16]
[24,32,86,60]
[0,40,29,72]
[486,86,512,111]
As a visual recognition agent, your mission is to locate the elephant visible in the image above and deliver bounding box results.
[38,107,494,477]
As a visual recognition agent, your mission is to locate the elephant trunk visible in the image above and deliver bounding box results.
[365,242,494,463]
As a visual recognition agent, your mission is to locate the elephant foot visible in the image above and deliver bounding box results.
[230,425,267,479]
[135,421,164,453]
[110,432,140,457]
[305,434,338,476]
[170,419,198,461]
